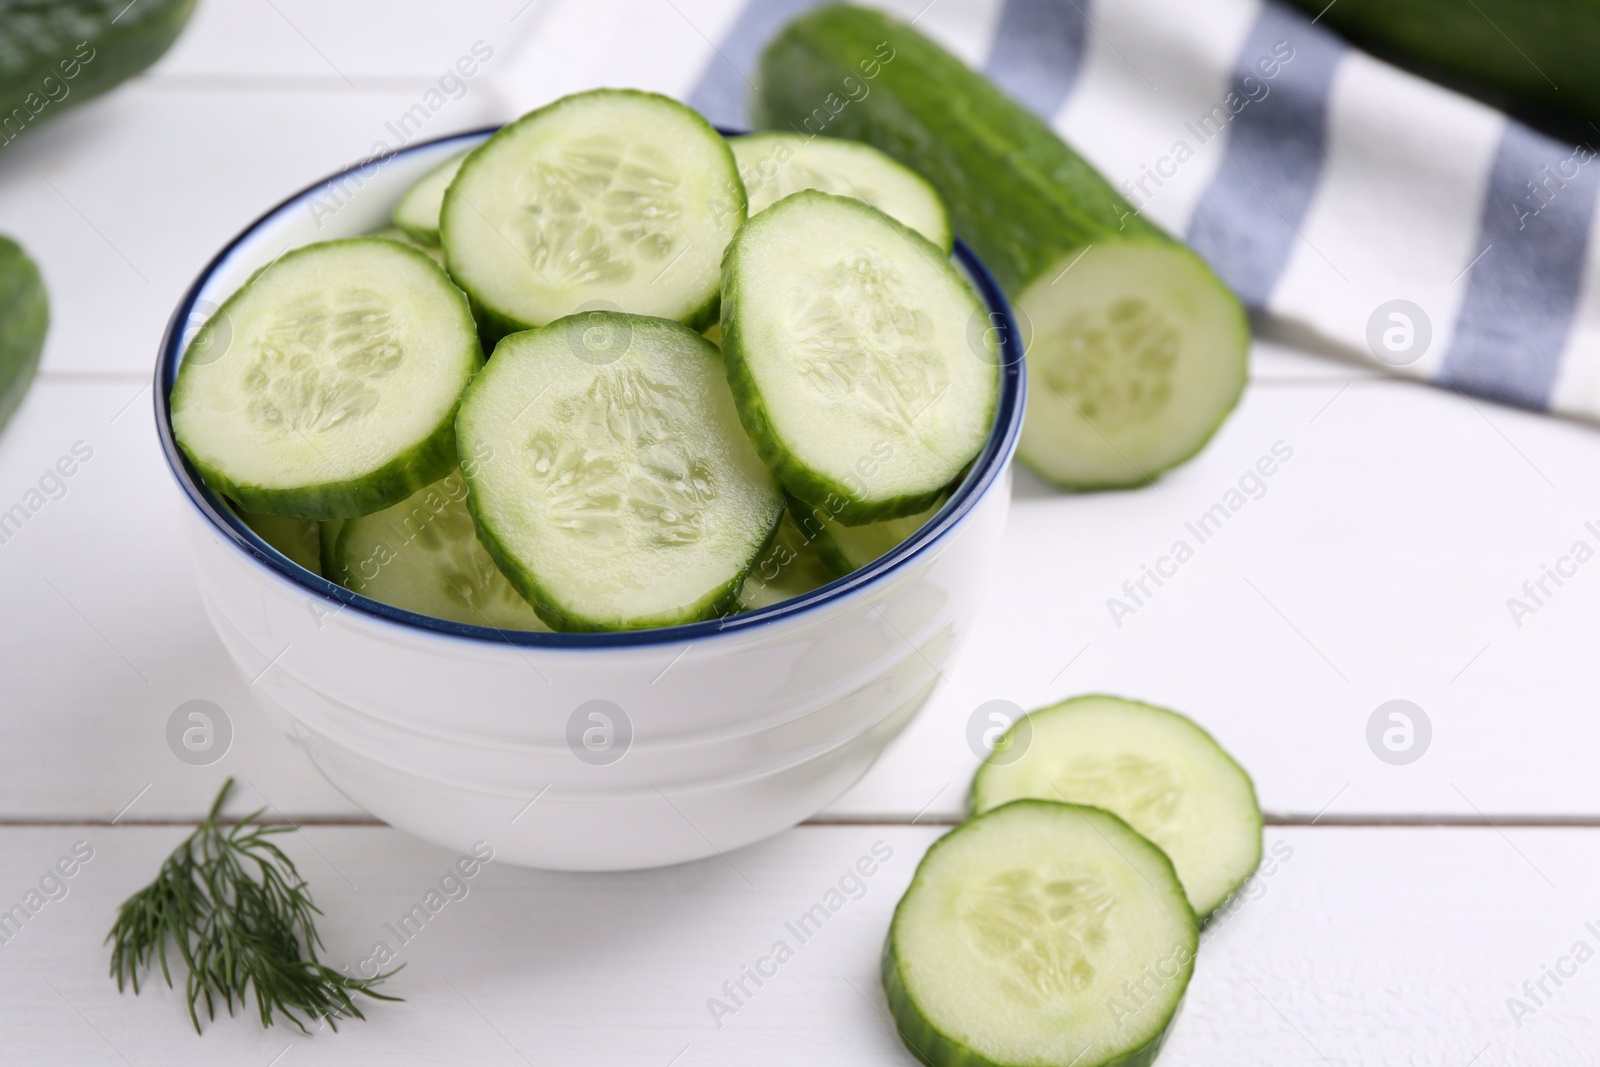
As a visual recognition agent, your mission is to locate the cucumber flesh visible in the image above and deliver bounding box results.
[736,512,835,609]
[789,493,944,577]
[392,150,466,245]
[754,6,1248,491]
[1017,243,1247,490]
[441,89,744,337]
[720,190,998,525]
[731,133,951,250]
[973,695,1262,918]
[238,507,322,576]
[171,237,482,520]
[885,800,1196,1067]
[371,226,445,267]
[456,313,783,632]
[330,470,547,631]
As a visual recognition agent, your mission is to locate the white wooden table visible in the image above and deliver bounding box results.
[4,1,1599,1062]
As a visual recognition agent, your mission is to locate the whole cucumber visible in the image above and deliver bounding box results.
[0,0,198,147]
[755,5,1248,490]
[0,236,48,435]
[1284,0,1600,129]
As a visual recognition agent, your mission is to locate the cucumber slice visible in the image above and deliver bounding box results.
[789,493,944,577]
[731,133,951,251]
[972,695,1262,918]
[456,313,783,632]
[319,518,344,577]
[371,226,446,267]
[885,800,1196,1067]
[755,7,1249,490]
[736,512,835,610]
[720,190,998,525]
[392,150,467,245]
[171,238,482,520]
[441,89,744,338]
[1016,243,1248,490]
[330,470,548,631]
[238,508,321,576]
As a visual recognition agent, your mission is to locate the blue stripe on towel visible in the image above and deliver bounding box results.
[982,0,1089,118]
[686,0,824,129]
[1185,3,1344,307]
[1440,122,1600,409]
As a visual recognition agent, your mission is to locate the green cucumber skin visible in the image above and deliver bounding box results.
[882,945,1172,1067]
[719,191,977,526]
[187,415,464,521]
[440,88,742,344]
[882,799,1194,1067]
[1284,0,1600,126]
[754,5,1247,491]
[754,5,1165,297]
[0,0,197,146]
[172,238,483,521]
[0,237,47,435]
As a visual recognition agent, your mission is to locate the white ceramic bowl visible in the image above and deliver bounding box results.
[154,127,1026,870]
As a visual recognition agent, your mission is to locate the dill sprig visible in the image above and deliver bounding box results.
[106,778,400,1034]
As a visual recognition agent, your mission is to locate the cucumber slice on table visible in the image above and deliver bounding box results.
[736,512,835,610]
[755,6,1248,490]
[720,190,998,525]
[886,800,1196,1067]
[392,150,466,245]
[330,470,547,631]
[441,89,744,338]
[238,508,321,576]
[789,493,945,577]
[731,133,951,250]
[456,313,783,632]
[973,695,1262,918]
[170,238,482,520]
[0,237,47,436]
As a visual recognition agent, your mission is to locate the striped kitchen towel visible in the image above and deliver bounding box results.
[502,0,1600,420]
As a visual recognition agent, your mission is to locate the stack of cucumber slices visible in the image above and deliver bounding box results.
[886,695,1262,1067]
[171,89,999,632]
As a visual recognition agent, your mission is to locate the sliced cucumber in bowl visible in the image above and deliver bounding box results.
[170,237,482,520]
[789,493,947,577]
[731,132,951,250]
[721,190,998,525]
[392,149,467,246]
[456,312,783,632]
[441,89,745,338]
[330,470,548,631]
[237,508,322,576]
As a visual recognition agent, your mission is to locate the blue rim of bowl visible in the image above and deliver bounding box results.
[153,125,1026,649]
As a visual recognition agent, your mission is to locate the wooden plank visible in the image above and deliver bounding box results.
[0,822,1589,1064]
[2,375,1599,822]
[825,372,1600,822]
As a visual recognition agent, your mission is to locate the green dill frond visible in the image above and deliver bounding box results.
[105,778,401,1034]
